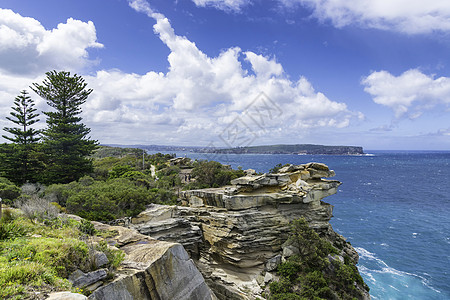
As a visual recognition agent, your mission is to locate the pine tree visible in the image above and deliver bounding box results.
[1,90,42,184]
[31,71,98,184]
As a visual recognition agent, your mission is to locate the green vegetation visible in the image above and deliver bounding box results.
[0,209,124,299]
[207,144,364,155]
[0,144,245,223]
[184,160,245,189]
[1,90,42,185]
[40,150,179,221]
[1,71,97,185]
[32,71,98,184]
[0,177,21,205]
[0,69,244,222]
[269,217,369,300]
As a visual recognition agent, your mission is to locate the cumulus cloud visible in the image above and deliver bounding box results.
[279,0,450,34]
[362,69,450,118]
[0,8,103,75]
[191,0,252,12]
[75,0,361,145]
[0,3,361,146]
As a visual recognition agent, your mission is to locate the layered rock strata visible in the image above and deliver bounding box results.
[131,163,363,299]
[85,222,215,300]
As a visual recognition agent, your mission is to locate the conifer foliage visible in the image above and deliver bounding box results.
[32,71,98,184]
[2,90,40,145]
[1,90,41,184]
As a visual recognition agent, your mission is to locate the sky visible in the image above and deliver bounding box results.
[0,0,449,150]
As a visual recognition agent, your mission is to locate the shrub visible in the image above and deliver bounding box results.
[44,181,82,207]
[66,178,153,221]
[278,261,301,281]
[108,165,135,179]
[16,196,59,223]
[78,176,95,186]
[21,183,45,196]
[300,270,332,299]
[0,177,21,204]
[269,277,292,295]
[269,217,367,300]
[78,219,96,235]
[189,160,245,189]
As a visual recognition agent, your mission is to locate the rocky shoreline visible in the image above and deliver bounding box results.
[50,162,369,299]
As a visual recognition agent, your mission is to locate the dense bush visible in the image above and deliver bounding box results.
[108,164,135,179]
[44,181,84,207]
[0,177,21,204]
[65,178,154,221]
[269,217,368,300]
[187,160,245,189]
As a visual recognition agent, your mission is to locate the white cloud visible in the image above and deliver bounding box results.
[77,1,361,145]
[280,0,450,34]
[362,69,450,117]
[191,0,252,12]
[0,8,102,75]
[0,3,361,146]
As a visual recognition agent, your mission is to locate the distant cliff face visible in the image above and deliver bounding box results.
[201,144,365,155]
[130,163,370,299]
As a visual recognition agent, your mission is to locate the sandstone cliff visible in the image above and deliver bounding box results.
[85,223,215,300]
[130,162,369,299]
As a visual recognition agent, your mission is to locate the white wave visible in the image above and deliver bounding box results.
[389,284,400,292]
[355,247,443,295]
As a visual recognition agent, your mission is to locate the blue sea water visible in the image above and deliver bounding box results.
[153,150,450,299]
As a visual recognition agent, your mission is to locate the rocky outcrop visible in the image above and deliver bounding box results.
[85,222,215,300]
[130,162,364,299]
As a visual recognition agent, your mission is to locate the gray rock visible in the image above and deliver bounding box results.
[69,269,107,288]
[94,251,109,268]
[282,245,299,258]
[244,169,256,175]
[88,244,214,300]
[85,281,104,292]
[264,272,273,284]
[266,255,282,272]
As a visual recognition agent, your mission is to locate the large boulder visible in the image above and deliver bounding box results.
[86,223,215,300]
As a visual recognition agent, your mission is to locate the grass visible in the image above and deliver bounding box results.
[0,210,124,299]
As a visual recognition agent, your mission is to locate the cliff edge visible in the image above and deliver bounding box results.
[130,162,370,299]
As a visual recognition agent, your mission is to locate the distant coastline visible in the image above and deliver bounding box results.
[104,143,365,155]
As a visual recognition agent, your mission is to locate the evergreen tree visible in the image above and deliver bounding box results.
[32,71,98,184]
[1,90,42,184]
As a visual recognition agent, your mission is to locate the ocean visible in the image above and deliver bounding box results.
[152,150,450,299]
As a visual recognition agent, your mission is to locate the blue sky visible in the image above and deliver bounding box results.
[1,0,449,150]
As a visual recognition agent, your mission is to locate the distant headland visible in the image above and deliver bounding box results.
[105,144,365,155]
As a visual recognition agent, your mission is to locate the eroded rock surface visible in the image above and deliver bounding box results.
[131,163,363,299]
[86,223,215,300]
